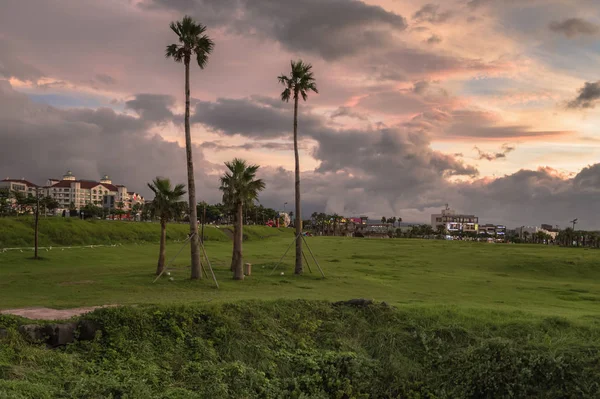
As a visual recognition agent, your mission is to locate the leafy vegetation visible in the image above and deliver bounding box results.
[1,301,599,398]
[0,217,291,248]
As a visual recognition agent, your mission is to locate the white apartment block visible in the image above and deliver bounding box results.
[0,178,39,196]
[2,171,144,213]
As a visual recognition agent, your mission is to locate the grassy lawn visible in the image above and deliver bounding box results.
[1,235,599,320]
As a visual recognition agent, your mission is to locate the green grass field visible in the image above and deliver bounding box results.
[2,218,600,397]
[1,220,599,320]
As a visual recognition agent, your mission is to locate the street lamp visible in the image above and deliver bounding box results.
[283,202,288,213]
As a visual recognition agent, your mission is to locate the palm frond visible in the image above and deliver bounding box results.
[219,159,265,208]
[168,16,213,67]
[165,44,185,62]
[278,59,318,103]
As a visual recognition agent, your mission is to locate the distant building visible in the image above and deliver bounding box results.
[0,178,38,196]
[540,224,559,232]
[0,178,39,212]
[431,205,479,233]
[515,226,558,240]
[478,224,506,236]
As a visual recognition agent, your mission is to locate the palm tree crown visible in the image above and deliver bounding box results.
[220,159,265,207]
[278,60,318,102]
[165,15,214,67]
[148,178,186,222]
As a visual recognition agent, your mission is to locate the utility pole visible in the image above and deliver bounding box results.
[34,188,40,260]
[201,204,206,244]
[571,218,578,230]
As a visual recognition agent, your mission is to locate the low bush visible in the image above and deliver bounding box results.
[1,301,598,398]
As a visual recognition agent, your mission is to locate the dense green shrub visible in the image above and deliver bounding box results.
[1,301,599,398]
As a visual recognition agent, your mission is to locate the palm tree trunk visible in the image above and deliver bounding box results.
[157,219,166,275]
[232,202,244,280]
[293,92,303,274]
[184,60,202,279]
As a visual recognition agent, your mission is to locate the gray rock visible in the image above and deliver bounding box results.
[18,324,46,342]
[77,320,100,341]
[0,328,7,339]
[45,323,77,347]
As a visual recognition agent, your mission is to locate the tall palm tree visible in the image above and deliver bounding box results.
[166,15,214,280]
[147,177,186,276]
[278,60,318,274]
[219,159,265,279]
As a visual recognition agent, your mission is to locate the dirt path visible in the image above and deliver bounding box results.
[0,305,117,320]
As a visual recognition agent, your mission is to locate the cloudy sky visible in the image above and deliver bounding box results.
[1,0,600,228]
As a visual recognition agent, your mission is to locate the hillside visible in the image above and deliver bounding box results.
[0,217,292,248]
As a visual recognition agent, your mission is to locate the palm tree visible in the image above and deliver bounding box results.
[219,159,265,279]
[147,177,186,276]
[166,15,214,280]
[278,60,318,275]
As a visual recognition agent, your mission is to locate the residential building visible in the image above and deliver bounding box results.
[0,178,39,212]
[0,178,38,196]
[43,171,144,213]
[431,205,479,233]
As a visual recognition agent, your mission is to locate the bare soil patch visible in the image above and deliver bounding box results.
[1,305,117,320]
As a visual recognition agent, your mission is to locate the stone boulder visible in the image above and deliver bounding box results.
[334,298,374,307]
[18,324,46,343]
[45,323,77,347]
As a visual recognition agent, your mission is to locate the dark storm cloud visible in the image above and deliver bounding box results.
[567,81,600,109]
[330,106,369,121]
[202,141,294,151]
[429,110,570,139]
[125,94,176,122]
[549,18,600,38]
[365,46,505,81]
[191,97,323,138]
[0,40,44,81]
[413,81,430,94]
[141,0,407,60]
[456,165,600,229]
[95,73,117,85]
[473,143,515,161]
[412,4,452,24]
[0,80,217,200]
[185,94,479,213]
[426,34,443,44]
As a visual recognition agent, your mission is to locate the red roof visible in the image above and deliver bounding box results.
[1,178,38,187]
[49,180,118,191]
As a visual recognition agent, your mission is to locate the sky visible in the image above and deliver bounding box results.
[1,0,600,228]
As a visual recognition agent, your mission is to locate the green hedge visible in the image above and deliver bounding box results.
[1,301,599,398]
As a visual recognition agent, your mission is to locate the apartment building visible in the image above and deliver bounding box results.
[0,178,39,196]
[43,171,144,212]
